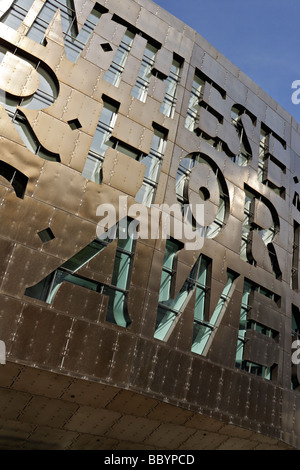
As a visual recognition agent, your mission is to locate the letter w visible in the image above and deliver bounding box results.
[5,0,108,63]
[154,239,239,355]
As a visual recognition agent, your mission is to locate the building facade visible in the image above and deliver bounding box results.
[0,0,299,450]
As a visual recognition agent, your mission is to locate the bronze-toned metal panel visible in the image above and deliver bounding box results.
[19,395,78,428]
[102,148,145,197]
[9,303,72,368]
[64,405,121,435]
[0,0,299,451]
[0,52,39,97]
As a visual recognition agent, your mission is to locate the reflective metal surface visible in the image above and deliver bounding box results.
[0,0,299,450]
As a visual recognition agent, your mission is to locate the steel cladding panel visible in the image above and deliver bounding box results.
[0,0,299,449]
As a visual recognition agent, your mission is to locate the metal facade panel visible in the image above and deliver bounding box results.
[0,0,299,450]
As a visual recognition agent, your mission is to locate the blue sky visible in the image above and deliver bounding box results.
[154,0,300,122]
